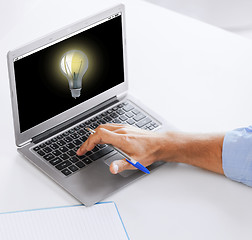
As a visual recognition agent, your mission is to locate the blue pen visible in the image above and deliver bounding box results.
[85,127,150,174]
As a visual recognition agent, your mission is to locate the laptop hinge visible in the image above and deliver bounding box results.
[117,92,127,101]
[32,96,119,144]
[18,139,32,148]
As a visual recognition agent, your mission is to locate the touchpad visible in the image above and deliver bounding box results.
[104,153,138,178]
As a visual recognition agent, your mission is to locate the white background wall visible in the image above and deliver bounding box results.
[145,0,252,39]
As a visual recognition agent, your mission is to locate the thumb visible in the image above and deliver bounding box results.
[109,159,134,174]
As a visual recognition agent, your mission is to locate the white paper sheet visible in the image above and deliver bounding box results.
[0,202,129,240]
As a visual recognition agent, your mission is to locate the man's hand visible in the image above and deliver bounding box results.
[77,124,168,174]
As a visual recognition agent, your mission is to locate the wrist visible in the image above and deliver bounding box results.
[154,132,184,163]
[155,131,224,174]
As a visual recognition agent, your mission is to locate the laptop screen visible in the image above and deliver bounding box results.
[13,14,124,133]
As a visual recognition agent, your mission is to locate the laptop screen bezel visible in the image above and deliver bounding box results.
[7,4,128,147]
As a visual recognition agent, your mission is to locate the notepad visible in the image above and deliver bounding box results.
[0,202,129,240]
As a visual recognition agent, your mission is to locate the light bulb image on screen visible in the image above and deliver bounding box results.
[60,50,88,98]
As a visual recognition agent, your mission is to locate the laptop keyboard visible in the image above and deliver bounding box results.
[32,101,160,177]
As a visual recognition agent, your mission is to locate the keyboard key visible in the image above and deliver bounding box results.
[50,143,59,150]
[73,147,79,152]
[56,160,71,170]
[67,150,76,156]
[44,153,54,161]
[70,156,79,163]
[66,143,75,149]
[71,133,79,139]
[59,153,69,161]
[49,157,62,166]
[61,168,72,176]
[73,139,82,146]
[116,109,124,115]
[45,140,52,145]
[112,119,121,124]
[132,109,140,115]
[85,120,91,125]
[92,146,99,152]
[59,146,68,153]
[85,151,93,156]
[56,135,64,140]
[77,154,86,160]
[52,149,61,156]
[68,129,75,134]
[90,117,97,122]
[39,143,46,148]
[43,146,52,154]
[76,161,85,168]
[64,136,73,143]
[110,113,118,118]
[133,113,146,122]
[96,114,103,119]
[69,165,79,172]
[83,158,92,165]
[80,122,86,127]
[119,115,128,122]
[37,150,45,156]
[74,126,80,130]
[89,146,114,161]
[136,117,152,128]
[125,112,134,118]
[62,132,69,136]
[90,123,98,129]
[80,136,88,142]
[33,146,40,151]
[78,129,86,136]
[57,140,66,146]
[104,116,112,122]
[51,137,58,142]
[126,119,135,125]
[98,119,106,124]
[123,104,134,112]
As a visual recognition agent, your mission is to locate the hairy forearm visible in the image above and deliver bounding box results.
[158,132,225,174]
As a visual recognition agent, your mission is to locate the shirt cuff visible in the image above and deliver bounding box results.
[222,126,252,187]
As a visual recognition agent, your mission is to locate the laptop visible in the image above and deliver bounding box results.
[7,4,172,206]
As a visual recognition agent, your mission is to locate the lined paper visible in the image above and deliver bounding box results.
[0,202,129,240]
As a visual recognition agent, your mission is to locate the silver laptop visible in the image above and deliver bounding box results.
[7,4,172,206]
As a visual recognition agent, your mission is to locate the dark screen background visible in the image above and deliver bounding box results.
[14,16,124,132]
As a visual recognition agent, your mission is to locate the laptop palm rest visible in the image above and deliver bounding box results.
[104,153,138,178]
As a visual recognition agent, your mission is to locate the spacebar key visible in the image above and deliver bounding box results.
[89,146,114,161]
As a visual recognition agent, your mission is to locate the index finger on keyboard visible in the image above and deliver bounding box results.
[77,127,118,155]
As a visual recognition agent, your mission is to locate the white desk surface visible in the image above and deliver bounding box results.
[1,0,252,239]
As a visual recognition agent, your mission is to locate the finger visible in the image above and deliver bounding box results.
[77,127,121,155]
[109,159,135,174]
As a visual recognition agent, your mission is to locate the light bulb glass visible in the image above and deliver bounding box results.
[60,50,88,98]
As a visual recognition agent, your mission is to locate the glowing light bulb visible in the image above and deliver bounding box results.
[60,50,88,98]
